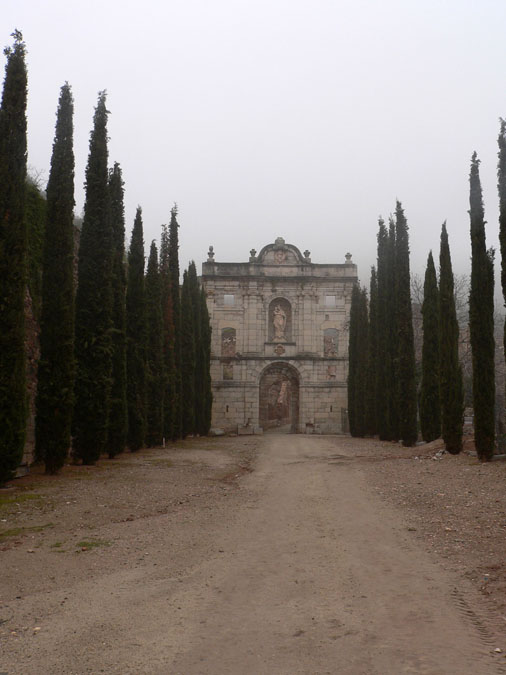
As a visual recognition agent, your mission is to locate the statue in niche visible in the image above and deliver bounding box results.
[273,304,287,341]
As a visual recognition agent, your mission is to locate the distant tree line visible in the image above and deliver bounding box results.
[0,32,212,484]
[349,146,503,461]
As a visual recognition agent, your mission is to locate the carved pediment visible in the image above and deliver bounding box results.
[256,237,307,265]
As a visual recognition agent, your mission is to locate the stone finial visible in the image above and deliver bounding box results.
[304,250,311,262]
[274,236,286,248]
[345,252,352,263]
[207,245,215,262]
[249,248,257,262]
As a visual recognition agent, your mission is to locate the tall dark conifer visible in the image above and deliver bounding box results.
[160,223,175,441]
[419,251,441,442]
[394,202,418,446]
[107,162,127,458]
[348,284,360,436]
[376,219,390,440]
[199,287,213,435]
[469,153,495,461]
[0,31,27,484]
[365,267,378,436]
[73,92,113,465]
[35,83,75,473]
[439,223,464,454]
[126,207,146,451]
[188,261,202,434]
[168,206,182,438]
[145,241,164,446]
[181,268,195,437]
[386,217,399,441]
[498,120,506,378]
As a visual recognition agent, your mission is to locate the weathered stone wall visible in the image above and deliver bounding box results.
[202,238,357,434]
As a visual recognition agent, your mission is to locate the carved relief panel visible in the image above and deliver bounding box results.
[221,327,236,357]
[324,328,338,357]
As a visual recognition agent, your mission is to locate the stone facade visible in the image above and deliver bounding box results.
[202,237,357,434]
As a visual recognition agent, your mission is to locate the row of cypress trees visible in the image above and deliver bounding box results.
[348,202,418,446]
[0,32,212,483]
[350,146,501,461]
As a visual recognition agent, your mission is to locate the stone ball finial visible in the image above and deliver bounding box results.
[249,248,257,262]
[304,249,311,261]
[207,245,215,261]
[345,252,352,263]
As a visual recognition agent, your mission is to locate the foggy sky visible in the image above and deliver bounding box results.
[3,0,506,289]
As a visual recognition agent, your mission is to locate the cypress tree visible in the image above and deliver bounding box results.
[126,207,146,451]
[181,268,196,437]
[0,31,28,484]
[107,162,127,458]
[168,206,182,439]
[469,153,495,461]
[419,251,441,442]
[188,261,202,434]
[348,284,360,436]
[365,267,378,436]
[145,241,164,446]
[439,223,464,454]
[160,223,175,442]
[35,83,75,474]
[386,216,399,441]
[199,287,213,435]
[394,201,418,446]
[73,91,113,465]
[355,288,369,437]
[498,120,506,377]
[376,219,390,440]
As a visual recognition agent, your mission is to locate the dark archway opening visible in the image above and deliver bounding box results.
[259,363,299,433]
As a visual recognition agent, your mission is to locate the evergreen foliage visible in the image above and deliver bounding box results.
[24,179,46,319]
[126,207,146,451]
[394,202,418,446]
[145,241,164,446]
[160,223,175,441]
[364,267,378,436]
[168,207,182,439]
[188,261,202,434]
[107,162,127,458]
[348,285,368,437]
[439,223,464,454]
[199,287,213,436]
[386,217,399,441]
[0,31,28,484]
[181,268,196,437]
[498,119,506,370]
[376,219,390,440]
[469,153,495,461]
[73,91,113,465]
[419,251,441,442]
[35,83,75,474]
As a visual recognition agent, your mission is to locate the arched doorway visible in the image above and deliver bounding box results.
[259,363,299,433]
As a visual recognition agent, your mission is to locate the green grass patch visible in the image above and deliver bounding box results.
[76,539,110,550]
[0,493,43,508]
[50,541,63,548]
[0,523,54,540]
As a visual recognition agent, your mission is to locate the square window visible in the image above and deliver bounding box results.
[224,294,235,306]
[325,295,336,307]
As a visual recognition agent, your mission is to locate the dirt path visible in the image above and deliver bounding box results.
[1,435,504,674]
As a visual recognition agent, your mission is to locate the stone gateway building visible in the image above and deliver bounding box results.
[202,237,358,434]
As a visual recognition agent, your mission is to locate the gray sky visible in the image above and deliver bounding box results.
[4,0,506,286]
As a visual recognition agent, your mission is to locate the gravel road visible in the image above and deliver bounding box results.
[1,434,504,674]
